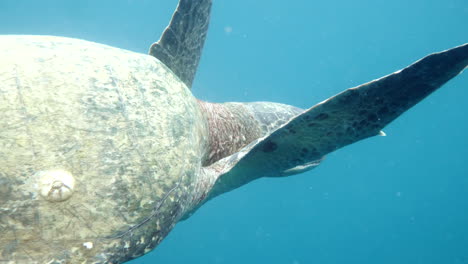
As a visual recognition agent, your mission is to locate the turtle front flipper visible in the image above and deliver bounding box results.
[201,43,467,203]
[149,0,212,88]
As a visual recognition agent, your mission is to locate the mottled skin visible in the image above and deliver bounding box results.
[202,44,468,202]
[149,0,212,88]
[1,0,467,263]
[198,101,303,166]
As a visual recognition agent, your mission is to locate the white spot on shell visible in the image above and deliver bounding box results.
[36,169,75,202]
[83,242,93,249]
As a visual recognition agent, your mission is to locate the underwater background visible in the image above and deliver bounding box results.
[1,0,467,263]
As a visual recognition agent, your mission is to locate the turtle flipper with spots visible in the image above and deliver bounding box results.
[0,0,467,263]
[198,43,468,207]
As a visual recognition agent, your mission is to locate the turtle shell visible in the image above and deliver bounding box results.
[0,35,207,263]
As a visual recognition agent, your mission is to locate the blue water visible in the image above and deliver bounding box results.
[1,0,467,263]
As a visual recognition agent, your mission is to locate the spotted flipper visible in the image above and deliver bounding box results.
[204,43,468,201]
[149,0,212,88]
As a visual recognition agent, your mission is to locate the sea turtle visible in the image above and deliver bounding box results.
[0,0,466,263]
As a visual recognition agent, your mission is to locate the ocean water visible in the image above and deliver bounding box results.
[1,0,467,263]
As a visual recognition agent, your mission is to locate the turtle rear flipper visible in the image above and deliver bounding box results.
[200,43,468,204]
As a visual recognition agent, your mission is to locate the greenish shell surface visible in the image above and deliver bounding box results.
[0,35,207,263]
